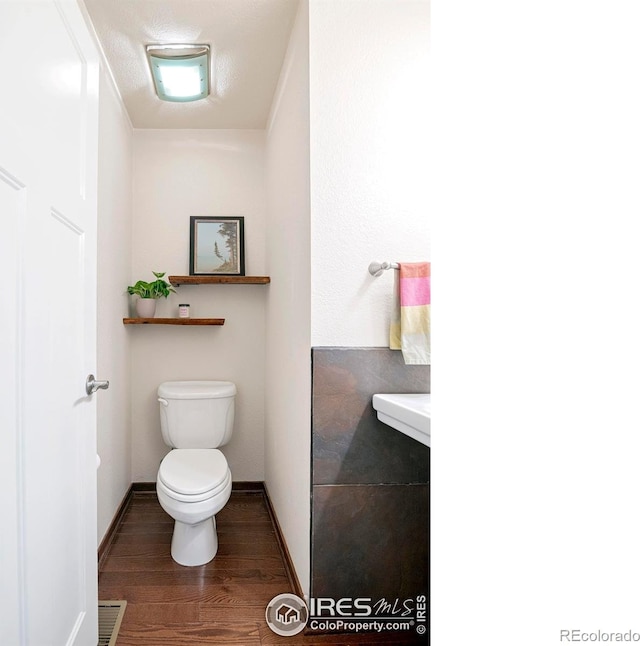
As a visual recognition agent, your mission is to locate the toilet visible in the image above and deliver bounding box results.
[156,380,235,566]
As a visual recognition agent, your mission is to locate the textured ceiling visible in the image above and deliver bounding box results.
[83,0,299,129]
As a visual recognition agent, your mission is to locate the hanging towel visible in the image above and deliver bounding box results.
[390,262,430,365]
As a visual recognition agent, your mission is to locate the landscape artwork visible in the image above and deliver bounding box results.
[189,216,245,276]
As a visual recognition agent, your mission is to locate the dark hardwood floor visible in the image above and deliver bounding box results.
[99,490,425,645]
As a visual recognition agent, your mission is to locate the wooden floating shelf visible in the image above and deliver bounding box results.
[168,275,270,286]
[123,318,225,326]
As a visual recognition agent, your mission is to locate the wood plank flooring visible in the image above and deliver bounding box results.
[99,490,426,645]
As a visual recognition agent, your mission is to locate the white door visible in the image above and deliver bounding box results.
[0,1,99,644]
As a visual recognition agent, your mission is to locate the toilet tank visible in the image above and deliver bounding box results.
[157,381,236,449]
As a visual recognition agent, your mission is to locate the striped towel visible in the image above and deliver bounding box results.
[390,262,430,365]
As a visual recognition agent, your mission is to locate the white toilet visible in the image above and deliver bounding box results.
[156,380,235,566]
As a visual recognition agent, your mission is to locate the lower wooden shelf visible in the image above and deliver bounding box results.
[123,318,225,326]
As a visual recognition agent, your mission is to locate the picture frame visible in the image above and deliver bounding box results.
[189,216,245,276]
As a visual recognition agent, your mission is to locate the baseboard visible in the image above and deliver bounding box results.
[263,482,305,599]
[230,480,265,493]
[98,480,304,599]
[98,485,133,572]
[129,481,265,493]
[131,481,156,493]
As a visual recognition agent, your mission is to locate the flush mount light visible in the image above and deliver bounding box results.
[146,44,210,102]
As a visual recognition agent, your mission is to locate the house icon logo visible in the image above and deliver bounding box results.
[276,603,300,625]
[266,593,308,636]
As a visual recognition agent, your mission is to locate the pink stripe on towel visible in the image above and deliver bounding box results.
[399,262,431,307]
[400,276,430,306]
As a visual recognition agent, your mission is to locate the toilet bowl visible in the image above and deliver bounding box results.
[157,449,232,566]
[155,381,236,567]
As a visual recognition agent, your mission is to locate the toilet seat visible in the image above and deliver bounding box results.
[158,449,230,503]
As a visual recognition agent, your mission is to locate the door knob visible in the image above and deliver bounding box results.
[86,374,109,396]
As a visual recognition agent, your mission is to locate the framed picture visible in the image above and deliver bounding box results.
[189,216,245,276]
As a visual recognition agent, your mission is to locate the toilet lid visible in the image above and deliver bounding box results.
[158,449,229,496]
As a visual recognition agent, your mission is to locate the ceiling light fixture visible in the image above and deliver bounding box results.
[146,44,210,102]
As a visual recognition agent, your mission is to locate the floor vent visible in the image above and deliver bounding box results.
[98,600,127,646]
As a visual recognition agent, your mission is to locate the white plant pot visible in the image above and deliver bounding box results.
[136,298,157,318]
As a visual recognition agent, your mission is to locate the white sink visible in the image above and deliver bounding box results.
[372,393,430,447]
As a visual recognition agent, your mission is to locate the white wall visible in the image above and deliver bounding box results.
[265,0,311,596]
[309,0,430,347]
[96,64,134,543]
[263,0,429,597]
[130,130,267,482]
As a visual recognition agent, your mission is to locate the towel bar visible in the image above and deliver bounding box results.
[368,261,399,277]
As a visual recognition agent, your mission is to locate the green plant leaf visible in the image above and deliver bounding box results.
[127,272,176,299]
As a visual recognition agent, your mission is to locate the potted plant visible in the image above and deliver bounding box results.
[127,271,176,318]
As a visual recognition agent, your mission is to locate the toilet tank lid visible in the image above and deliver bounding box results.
[158,381,236,399]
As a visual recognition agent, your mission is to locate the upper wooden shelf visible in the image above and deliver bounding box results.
[123,318,225,326]
[169,275,270,286]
